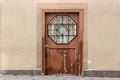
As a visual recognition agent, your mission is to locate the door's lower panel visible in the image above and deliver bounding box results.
[46,48,78,74]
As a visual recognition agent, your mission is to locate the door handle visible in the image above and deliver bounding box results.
[45,45,49,57]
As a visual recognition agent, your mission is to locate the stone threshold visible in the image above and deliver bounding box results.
[0,70,119,77]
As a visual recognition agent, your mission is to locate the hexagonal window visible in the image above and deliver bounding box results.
[48,15,77,44]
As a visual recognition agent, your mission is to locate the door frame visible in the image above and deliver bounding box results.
[41,9,84,75]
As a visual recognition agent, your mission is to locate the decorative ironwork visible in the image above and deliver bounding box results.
[48,15,77,44]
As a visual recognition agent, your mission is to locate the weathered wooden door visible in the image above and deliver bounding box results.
[42,10,83,75]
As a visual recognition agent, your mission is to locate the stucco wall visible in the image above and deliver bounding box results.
[0,3,1,68]
[88,0,120,70]
[0,0,120,70]
[1,0,37,70]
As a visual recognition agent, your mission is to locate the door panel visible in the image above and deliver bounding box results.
[45,13,80,75]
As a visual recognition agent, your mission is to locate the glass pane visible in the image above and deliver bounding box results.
[74,25,77,29]
[69,30,75,35]
[69,24,75,29]
[69,36,75,42]
[64,31,68,35]
[48,25,55,29]
[63,36,68,43]
[49,30,55,35]
[58,25,68,35]
[68,24,77,30]
[64,24,68,29]
[49,35,55,41]
[49,17,56,24]
[55,30,61,35]
[73,30,76,35]
[63,16,68,24]
[57,16,62,24]
[68,17,75,24]
[48,15,77,44]
[56,35,62,43]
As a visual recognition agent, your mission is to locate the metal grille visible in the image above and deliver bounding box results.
[48,15,77,44]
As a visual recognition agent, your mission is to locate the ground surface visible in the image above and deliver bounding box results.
[0,75,119,80]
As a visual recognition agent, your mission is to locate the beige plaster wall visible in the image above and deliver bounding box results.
[1,0,37,70]
[0,2,1,68]
[88,0,120,70]
[0,0,120,70]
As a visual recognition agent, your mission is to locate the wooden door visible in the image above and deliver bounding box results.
[42,10,83,75]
